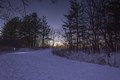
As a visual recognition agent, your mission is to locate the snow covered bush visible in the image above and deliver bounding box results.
[52,49,71,57]
[52,49,120,68]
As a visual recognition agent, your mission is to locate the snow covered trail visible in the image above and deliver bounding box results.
[0,49,120,80]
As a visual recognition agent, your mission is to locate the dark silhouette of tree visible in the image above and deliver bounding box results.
[105,0,120,52]
[21,12,41,48]
[62,0,120,53]
[63,0,85,51]
[40,16,51,48]
[51,29,56,47]
[0,12,51,48]
[63,14,74,49]
[85,0,102,52]
[1,17,21,47]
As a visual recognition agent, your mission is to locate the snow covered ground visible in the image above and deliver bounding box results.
[67,51,120,67]
[0,49,120,80]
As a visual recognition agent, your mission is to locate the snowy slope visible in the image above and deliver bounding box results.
[0,49,120,80]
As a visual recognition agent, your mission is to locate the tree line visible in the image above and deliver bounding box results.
[0,12,51,48]
[62,0,120,53]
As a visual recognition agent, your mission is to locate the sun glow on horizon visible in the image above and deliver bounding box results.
[49,40,64,47]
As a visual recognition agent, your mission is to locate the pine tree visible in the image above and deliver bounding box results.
[21,12,41,48]
[85,0,106,52]
[63,14,74,49]
[106,0,120,51]
[1,17,21,47]
[40,16,51,48]
[63,0,85,50]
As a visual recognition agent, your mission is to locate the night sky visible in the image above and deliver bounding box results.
[27,0,69,30]
[0,0,83,30]
[18,0,70,30]
[0,0,72,46]
[0,0,71,30]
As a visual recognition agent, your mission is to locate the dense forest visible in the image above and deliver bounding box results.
[0,0,54,50]
[0,0,120,53]
[0,13,51,48]
[62,0,120,53]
